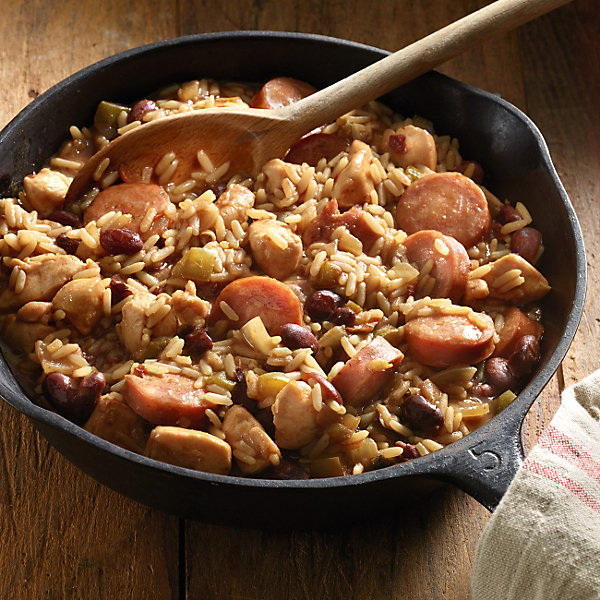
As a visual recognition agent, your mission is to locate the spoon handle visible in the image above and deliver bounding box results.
[283,0,572,132]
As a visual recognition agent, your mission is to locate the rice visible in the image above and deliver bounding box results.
[0,73,550,482]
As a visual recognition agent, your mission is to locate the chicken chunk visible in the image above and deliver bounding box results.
[262,159,302,200]
[23,168,70,215]
[332,140,375,208]
[215,183,255,227]
[17,301,53,324]
[248,219,303,279]
[382,125,437,170]
[84,393,147,454]
[144,426,232,475]
[116,292,177,358]
[52,277,106,335]
[170,281,210,327]
[2,314,54,353]
[222,405,281,474]
[481,253,551,304]
[272,380,319,449]
[0,254,86,311]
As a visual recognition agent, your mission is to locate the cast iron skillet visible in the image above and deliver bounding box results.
[0,32,586,526]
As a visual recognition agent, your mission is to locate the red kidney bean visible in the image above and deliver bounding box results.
[496,204,521,224]
[331,306,356,326]
[42,372,101,423]
[396,440,420,460]
[280,323,319,352]
[301,372,342,404]
[109,277,132,304]
[255,408,275,438]
[231,366,258,414]
[264,459,309,480]
[510,227,542,264]
[305,290,343,321]
[127,99,158,124]
[48,210,82,228]
[400,394,444,437]
[471,382,495,399]
[484,357,517,392]
[100,228,144,254]
[458,160,484,185]
[508,335,540,378]
[56,233,80,255]
[183,326,213,356]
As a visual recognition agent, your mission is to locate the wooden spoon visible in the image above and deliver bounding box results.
[66,0,571,203]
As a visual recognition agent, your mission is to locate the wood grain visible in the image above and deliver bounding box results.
[0,2,180,598]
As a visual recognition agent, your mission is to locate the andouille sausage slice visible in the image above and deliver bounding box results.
[396,172,490,248]
[493,306,543,358]
[84,183,173,240]
[124,370,214,428]
[285,133,349,166]
[209,276,303,335]
[404,310,495,368]
[250,77,316,110]
[331,337,404,407]
[403,230,470,301]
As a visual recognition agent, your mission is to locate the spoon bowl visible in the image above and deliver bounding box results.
[65,0,571,203]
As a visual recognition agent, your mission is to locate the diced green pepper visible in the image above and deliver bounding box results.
[93,101,130,139]
[205,372,236,392]
[310,456,345,478]
[315,261,342,287]
[494,390,517,414]
[172,247,217,282]
[374,324,403,345]
[141,338,168,360]
[405,166,422,181]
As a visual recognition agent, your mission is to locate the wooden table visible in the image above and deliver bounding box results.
[0,1,597,598]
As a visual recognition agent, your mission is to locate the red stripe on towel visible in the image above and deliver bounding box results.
[523,459,600,514]
[539,425,600,485]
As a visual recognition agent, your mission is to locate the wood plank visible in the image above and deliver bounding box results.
[0,2,180,598]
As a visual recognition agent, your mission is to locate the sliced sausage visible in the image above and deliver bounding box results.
[403,230,470,301]
[248,220,303,279]
[285,133,348,166]
[493,306,543,358]
[404,310,496,368]
[209,276,303,335]
[481,253,550,304]
[250,77,316,110]
[145,426,232,475]
[396,172,490,248]
[331,337,404,407]
[124,370,214,428]
[332,140,375,209]
[83,183,173,240]
[382,125,437,170]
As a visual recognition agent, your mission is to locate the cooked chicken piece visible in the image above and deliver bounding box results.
[23,168,70,215]
[116,292,177,358]
[52,277,106,335]
[481,253,551,304]
[2,314,54,353]
[144,426,232,475]
[215,183,255,227]
[171,281,211,327]
[0,254,86,311]
[332,140,375,208]
[262,159,302,200]
[222,405,281,474]
[84,393,147,454]
[17,301,53,324]
[272,380,320,449]
[382,125,437,170]
[248,219,303,279]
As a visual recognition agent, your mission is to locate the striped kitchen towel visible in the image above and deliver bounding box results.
[471,370,600,599]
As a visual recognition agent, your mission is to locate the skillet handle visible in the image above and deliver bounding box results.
[437,405,526,511]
